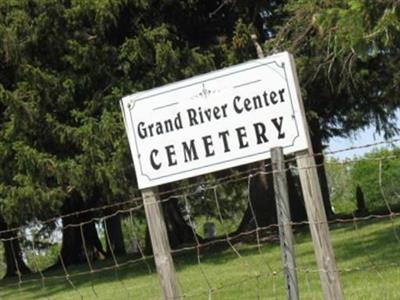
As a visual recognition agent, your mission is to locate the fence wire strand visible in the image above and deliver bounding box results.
[1,139,400,299]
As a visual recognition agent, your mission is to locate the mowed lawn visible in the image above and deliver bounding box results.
[1,216,400,300]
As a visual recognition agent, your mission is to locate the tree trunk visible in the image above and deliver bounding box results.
[56,192,106,267]
[162,196,198,248]
[355,185,368,215]
[0,216,31,278]
[144,184,200,253]
[236,165,276,233]
[59,215,84,266]
[236,161,306,233]
[104,212,126,257]
[287,164,307,222]
[309,118,335,219]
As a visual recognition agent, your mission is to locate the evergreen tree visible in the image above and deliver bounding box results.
[1,0,399,276]
[0,0,254,271]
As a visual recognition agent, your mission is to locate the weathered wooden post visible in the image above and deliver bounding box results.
[288,54,343,299]
[295,151,343,299]
[142,188,180,299]
[120,104,182,300]
[271,147,299,300]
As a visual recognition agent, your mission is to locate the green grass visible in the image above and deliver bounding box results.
[1,217,400,299]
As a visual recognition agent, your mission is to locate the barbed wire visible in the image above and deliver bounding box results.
[1,144,400,236]
[325,137,400,156]
[128,137,400,195]
[1,211,399,285]
[1,138,400,299]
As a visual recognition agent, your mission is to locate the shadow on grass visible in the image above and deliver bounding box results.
[0,240,279,299]
[0,255,158,299]
[332,219,400,266]
[1,216,399,299]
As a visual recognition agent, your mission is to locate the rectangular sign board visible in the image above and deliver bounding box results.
[121,52,308,189]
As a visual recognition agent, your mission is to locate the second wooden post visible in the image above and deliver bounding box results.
[271,147,299,300]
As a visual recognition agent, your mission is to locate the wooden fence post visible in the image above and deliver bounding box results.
[142,187,181,300]
[271,147,299,300]
[295,151,343,299]
[286,52,343,300]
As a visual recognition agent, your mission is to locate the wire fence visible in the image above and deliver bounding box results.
[1,138,400,299]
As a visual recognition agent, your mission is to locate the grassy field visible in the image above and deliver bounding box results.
[0,216,399,299]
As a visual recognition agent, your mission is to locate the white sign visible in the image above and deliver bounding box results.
[121,52,308,189]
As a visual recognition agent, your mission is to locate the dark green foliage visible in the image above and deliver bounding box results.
[0,0,243,225]
[326,148,400,214]
[1,0,400,276]
[268,0,400,140]
[0,0,268,272]
[351,148,400,211]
